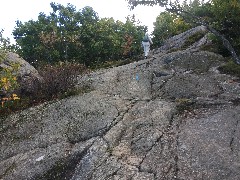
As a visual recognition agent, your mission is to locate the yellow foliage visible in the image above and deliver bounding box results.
[1,77,7,83]
[0,62,20,108]
[12,94,20,100]
[1,93,20,107]
[231,0,240,8]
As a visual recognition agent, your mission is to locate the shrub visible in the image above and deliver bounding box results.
[0,52,20,109]
[218,60,240,77]
[21,62,88,103]
[0,62,89,117]
[202,33,232,57]
[175,98,195,114]
[0,33,21,115]
[181,31,206,50]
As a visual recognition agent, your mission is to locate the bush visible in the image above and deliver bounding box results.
[24,62,88,102]
[0,62,89,117]
[218,60,240,77]
[202,33,232,57]
[0,51,20,111]
[181,31,206,50]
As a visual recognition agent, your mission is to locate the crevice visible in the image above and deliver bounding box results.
[104,170,119,180]
[172,116,184,180]
[88,157,109,180]
[137,133,163,170]
[102,99,138,147]
[35,138,96,180]
[66,99,134,144]
[151,71,176,100]
[150,70,154,100]
[87,138,123,179]
[0,159,18,179]
[130,110,179,179]
[136,125,179,179]
[230,116,239,152]
[88,147,122,180]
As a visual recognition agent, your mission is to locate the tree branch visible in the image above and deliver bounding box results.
[126,0,240,64]
[167,5,240,64]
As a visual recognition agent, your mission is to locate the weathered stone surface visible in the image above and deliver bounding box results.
[0,52,40,79]
[0,142,72,180]
[187,34,212,51]
[79,63,153,100]
[0,92,124,161]
[1,47,240,179]
[0,52,42,95]
[161,50,224,73]
[177,106,240,180]
[158,72,223,99]
[153,25,208,55]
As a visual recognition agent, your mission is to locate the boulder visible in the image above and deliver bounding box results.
[153,25,208,55]
[1,38,240,179]
[0,52,42,95]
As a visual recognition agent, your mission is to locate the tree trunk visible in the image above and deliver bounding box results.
[167,7,240,64]
[205,25,240,64]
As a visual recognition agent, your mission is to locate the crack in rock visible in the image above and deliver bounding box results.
[1,41,240,180]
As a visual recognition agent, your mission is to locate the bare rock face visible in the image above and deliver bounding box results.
[0,52,42,95]
[176,106,240,180]
[153,25,209,55]
[1,35,240,179]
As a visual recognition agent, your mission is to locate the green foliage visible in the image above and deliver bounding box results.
[0,30,16,63]
[0,50,6,63]
[127,0,169,9]
[152,11,192,48]
[0,31,20,110]
[0,29,16,52]
[13,3,85,64]
[13,3,145,67]
[0,64,19,93]
[0,68,20,111]
[128,0,240,58]
[181,0,240,55]
[210,0,240,54]
[0,62,89,117]
[200,33,231,56]
[218,60,240,77]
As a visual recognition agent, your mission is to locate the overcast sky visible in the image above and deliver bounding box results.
[0,0,165,43]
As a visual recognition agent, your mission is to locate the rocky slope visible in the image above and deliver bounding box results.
[1,27,240,180]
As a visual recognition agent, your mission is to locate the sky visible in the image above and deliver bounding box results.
[0,0,165,44]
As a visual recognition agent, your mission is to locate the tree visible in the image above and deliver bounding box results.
[0,29,13,51]
[127,0,169,8]
[170,0,240,64]
[126,0,240,64]
[152,11,191,48]
[121,15,146,58]
[13,3,85,65]
[13,3,146,67]
[1,30,20,107]
[209,0,240,49]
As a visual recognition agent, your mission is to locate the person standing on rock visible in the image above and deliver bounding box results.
[142,32,153,59]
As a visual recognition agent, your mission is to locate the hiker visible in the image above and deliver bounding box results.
[142,32,153,59]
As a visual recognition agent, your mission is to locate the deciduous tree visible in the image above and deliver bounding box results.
[126,0,240,64]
